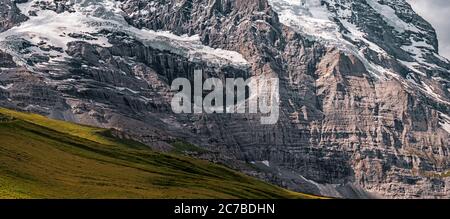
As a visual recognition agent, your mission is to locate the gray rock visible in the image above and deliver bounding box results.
[1,0,450,198]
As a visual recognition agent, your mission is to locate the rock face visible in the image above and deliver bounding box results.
[0,0,27,32]
[1,0,450,198]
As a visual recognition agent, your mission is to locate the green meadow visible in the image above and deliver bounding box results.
[0,108,320,199]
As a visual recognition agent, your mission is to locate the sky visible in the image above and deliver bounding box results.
[407,0,450,59]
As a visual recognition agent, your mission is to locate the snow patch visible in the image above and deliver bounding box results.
[262,160,270,167]
[267,0,446,76]
[268,0,450,104]
[0,0,249,69]
[420,82,450,105]
[268,0,339,43]
[365,0,421,33]
[115,86,140,94]
[439,113,450,134]
[0,83,14,90]
[267,0,394,78]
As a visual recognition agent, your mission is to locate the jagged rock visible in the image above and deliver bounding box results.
[1,0,450,198]
[0,0,27,32]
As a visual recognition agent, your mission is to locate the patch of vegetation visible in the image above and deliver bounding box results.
[0,108,321,199]
[98,129,150,150]
[170,141,209,155]
[0,113,14,123]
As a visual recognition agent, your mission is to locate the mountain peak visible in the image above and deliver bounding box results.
[1,0,450,198]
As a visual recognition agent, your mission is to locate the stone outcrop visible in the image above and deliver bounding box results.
[1,0,450,198]
[0,0,27,32]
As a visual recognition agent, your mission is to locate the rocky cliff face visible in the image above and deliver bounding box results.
[0,0,27,32]
[1,0,450,198]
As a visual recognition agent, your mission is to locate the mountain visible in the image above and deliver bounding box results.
[0,0,449,198]
[0,107,319,198]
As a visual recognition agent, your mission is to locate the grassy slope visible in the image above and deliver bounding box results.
[0,108,319,199]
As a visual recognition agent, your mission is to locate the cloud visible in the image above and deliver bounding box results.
[407,0,450,59]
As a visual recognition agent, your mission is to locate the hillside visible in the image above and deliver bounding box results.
[0,108,318,199]
[1,0,449,198]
